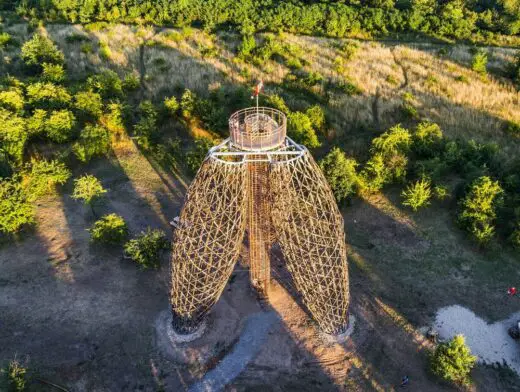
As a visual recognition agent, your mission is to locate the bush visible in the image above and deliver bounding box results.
[72,175,106,216]
[74,90,103,118]
[133,100,159,149]
[0,177,34,234]
[0,89,24,112]
[73,124,110,163]
[45,109,76,143]
[287,111,320,148]
[434,184,450,200]
[430,334,477,386]
[471,49,488,75]
[181,89,197,118]
[0,109,27,164]
[89,213,128,244]
[5,359,27,392]
[122,73,140,91]
[21,34,64,69]
[23,159,70,201]
[320,147,359,203]
[400,92,419,119]
[124,228,169,269]
[238,34,256,58]
[264,94,289,113]
[458,176,503,245]
[42,63,65,83]
[305,105,325,133]
[104,102,125,132]
[26,109,47,136]
[163,96,179,115]
[359,153,391,194]
[371,124,411,157]
[413,122,444,157]
[401,178,432,211]
[86,69,122,98]
[0,32,12,49]
[26,82,71,108]
[186,137,213,174]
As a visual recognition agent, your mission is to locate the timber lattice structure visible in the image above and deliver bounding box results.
[170,107,350,336]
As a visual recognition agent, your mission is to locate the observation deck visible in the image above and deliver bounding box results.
[229,107,286,151]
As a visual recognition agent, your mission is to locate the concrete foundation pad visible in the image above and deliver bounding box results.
[155,298,241,365]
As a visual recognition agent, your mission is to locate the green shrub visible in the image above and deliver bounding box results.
[264,94,289,113]
[122,73,140,91]
[99,41,112,60]
[359,153,391,194]
[73,124,110,163]
[124,228,169,269]
[401,178,432,211]
[430,334,477,386]
[0,177,34,234]
[0,109,27,164]
[104,102,125,132]
[86,69,122,98]
[371,124,412,157]
[181,89,197,118]
[0,32,12,49]
[23,159,70,201]
[287,112,320,148]
[434,184,450,200]
[21,34,64,68]
[72,175,106,216]
[45,109,76,143]
[471,49,488,75]
[458,176,503,245]
[400,92,419,119]
[186,137,213,174]
[413,122,444,157]
[42,63,65,83]
[5,359,27,392]
[74,90,103,119]
[26,109,47,136]
[133,100,159,149]
[506,121,520,138]
[0,89,24,112]
[80,42,93,54]
[26,82,71,108]
[238,34,256,58]
[89,213,128,244]
[305,105,325,133]
[163,96,179,116]
[319,147,359,203]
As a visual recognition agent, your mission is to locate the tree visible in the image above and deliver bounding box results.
[186,137,214,174]
[45,109,76,143]
[22,159,71,201]
[163,96,179,116]
[359,153,391,193]
[458,176,503,245]
[471,49,488,75]
[371,124,411,157]
[72,175,107,217]
[26,109,47,136]
[0,177,34,234]
[89,213,128,244]
[73,124,110,163]
[74,90,103,118]
[305,105,326,133]
[287,111,320,148]
[413,122,444,158]
[124,228,169,269]
[0,89,24,112]
[401,178,432,211]
[320,147,359,203]
[42,63,66,83]
[86,69,122,98]
[21,34,64,69]
[430,334,477,386]
[265,94,289,113]
[0,109,27,165]
[26,82,71,108]
[181,89,197,118]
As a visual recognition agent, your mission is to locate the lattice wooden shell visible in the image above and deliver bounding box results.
[170,148,349,335]
[170,157,248,334]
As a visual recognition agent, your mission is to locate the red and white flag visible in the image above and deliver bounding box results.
[251,80,263,98]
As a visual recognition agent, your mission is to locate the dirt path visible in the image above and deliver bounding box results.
[188,311,278,392]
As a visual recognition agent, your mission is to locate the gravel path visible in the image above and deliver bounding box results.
[434,305,520,374]
[188,311,278,392]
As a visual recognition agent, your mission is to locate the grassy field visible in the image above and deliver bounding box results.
[1,21,520,390]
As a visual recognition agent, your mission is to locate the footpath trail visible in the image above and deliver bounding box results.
[188,311,278,392]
